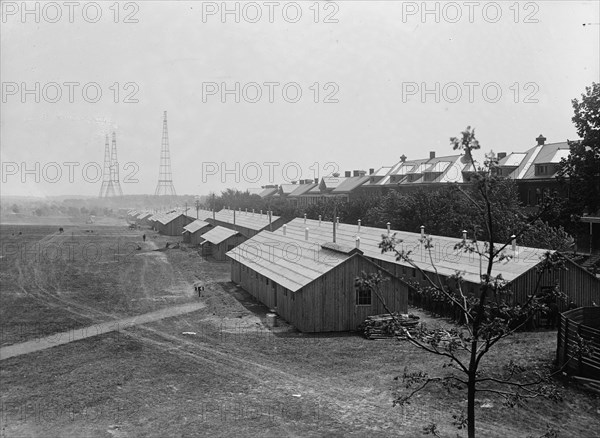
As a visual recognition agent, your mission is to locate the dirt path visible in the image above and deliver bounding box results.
[0,301,206,361]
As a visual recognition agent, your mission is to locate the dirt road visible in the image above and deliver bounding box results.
[0,301,206,361]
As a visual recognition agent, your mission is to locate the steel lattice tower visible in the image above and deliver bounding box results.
[99,135,111,197]
[101,132,123,197]
[109,132,123,196]
[154,111,177,196]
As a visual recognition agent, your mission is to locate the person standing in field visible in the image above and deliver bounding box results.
[143,234,146,242]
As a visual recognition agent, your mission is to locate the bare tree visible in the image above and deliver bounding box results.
[356,127,587,437]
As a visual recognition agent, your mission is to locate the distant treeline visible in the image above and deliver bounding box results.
[0,195,207,218]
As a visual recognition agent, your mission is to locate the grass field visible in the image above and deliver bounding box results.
[1,219,599,437]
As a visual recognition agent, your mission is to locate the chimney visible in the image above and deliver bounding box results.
[420,225,425,238]
[336,216,340,228]
[429,151,436,159]
[305,227,309,241]
[358,219,361,233]
[369,168,375,175]
[355,236,360,249]
[318,214,322,226]
[358,170,366,176]
[345,171,351,177]
[233,209,236,225]
[400,154,407,162]
[260,210,263,217]
[314,178,319,183]
[511,234,517,251]
[462,229,467,240]
[252,208,255,215]
[536,134,546,146]
[353,170,359,177]
[497,152,507,160]
[387,222,391,235]
[303,213,307,223]
[283,224,287,236]
[291,180,297,184]
[332,172,340,178]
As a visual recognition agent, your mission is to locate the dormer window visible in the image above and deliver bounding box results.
[535,164,556,176]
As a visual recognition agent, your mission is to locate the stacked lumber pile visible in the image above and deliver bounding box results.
[359,313,421,340]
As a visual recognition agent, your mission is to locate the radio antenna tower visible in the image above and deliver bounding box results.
[101,132,123,197]
[155,111,177,196]
[99,135,111,197]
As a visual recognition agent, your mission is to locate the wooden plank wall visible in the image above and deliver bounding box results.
[190,225,212,245]
[163,216,195,236]
[231,255,408,332]
[369,255,599,317]
[511,259,600,309]
[214,235,247,261]
[556,307,600,380]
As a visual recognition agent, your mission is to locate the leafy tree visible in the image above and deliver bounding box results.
[359,127,575,438]
[557,82,600,215]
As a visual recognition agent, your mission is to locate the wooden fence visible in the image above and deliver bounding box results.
[556,307,600,388]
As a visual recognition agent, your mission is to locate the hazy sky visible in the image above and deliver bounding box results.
[1,1,599,197]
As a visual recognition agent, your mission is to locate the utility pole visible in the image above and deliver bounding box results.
[195,199,201,219]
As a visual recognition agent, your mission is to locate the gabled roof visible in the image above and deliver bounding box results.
[398,155,465,184]
[155,212,179,225]
[258,187,278,198]
[288,183,318,197]
[320,176,348,190]
[331,176,370,193]
[246,188,264,196]
[201,226,239,245]
[226,231,357,292]
[307,184,323,194]
[195,209,215,221]
[183,220,211,234]
[155,212,194,225]
[362,167,393,186]
[211,209,281,231]
[278,184,299,195]
[280,217,553,285]
[516,141,570,180]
